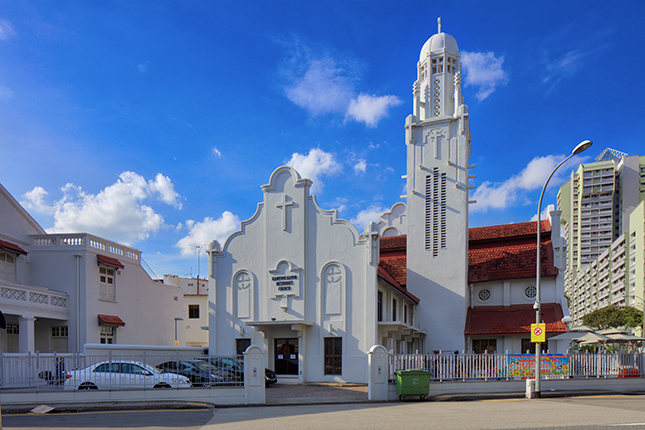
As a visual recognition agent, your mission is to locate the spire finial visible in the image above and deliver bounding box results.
[438,17,442,34]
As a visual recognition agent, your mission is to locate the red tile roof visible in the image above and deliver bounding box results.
[464,303,568,336]
[377,219,559,288]
[379,235,406,287]
[469,219,551,242]
[468,220,558,283]
[377,265,419,304]
[97,314,126,327]
[97,254,125,269]
[0,239,28,255]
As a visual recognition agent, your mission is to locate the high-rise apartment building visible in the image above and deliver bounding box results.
[557,149,645,323]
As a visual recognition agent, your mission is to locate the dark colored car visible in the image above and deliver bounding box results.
[156,359,231,387]
[198,357,277,387]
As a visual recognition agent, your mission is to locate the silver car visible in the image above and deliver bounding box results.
[63,360,191,390]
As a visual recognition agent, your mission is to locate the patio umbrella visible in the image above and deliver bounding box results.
[604,333,645,342]
[569,324,596,332]
[576,332,613,344]
[597,328,629,335]
[549,330,611,342]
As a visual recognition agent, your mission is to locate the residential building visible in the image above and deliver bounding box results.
[162,274,209,347]
[557,149,645,324]
[0,182,184,353]
[567,200,645,326]
[558,149,645,289]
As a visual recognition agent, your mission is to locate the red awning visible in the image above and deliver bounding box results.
[465,303,568,336]
[98,314,126,327]
[97,254,125,269]
[0,239,28,255]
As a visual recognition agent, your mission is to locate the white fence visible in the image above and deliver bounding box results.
[389,351,645,381]
[0,352,243,390]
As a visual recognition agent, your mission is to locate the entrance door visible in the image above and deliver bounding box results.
[274,338,298,375]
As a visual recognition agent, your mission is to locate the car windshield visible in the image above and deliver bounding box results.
[219,358,243,370]
[192,361,217,372]
[140,363,162,374]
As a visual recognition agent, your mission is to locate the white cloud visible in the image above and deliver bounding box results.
[286,148,341,194]
[471,154,585,213]
[540,50,586,95]
[0,19,16,42]
[350,204,390,231]
[346,94,402,127]
[461,51,509,101]
[353,159,367,174]
[175,212,240,256]
[21,186,55,215]
[212,147,222,158]
[149,173,182,209]
[277,36,399,127]
[25,171,183,244]
[284,56,356,116]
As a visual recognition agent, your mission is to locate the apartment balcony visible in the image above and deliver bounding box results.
[30,233,141,263]
[0,279,69,320]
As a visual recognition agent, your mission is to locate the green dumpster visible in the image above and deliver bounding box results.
[395,369,431,400]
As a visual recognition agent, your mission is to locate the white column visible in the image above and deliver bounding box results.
[368,345,390,401]
[18,316,36,353]
[244,345,266,404]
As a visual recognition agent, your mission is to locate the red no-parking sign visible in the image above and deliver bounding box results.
[531,323,546,343]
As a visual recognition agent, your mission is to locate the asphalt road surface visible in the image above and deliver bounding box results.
[5,395,645,430]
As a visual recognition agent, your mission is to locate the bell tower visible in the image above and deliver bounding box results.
[405,18,472,352]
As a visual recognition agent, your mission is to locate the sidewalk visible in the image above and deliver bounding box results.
[266,382,369,405]
[2,382,643,414]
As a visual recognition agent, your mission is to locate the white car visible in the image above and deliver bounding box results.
[63,360,191,390]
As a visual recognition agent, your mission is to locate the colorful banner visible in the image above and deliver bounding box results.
[508,354,568,379]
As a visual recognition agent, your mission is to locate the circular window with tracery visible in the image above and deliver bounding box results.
[477,288,491,303]
[524,284,537,299]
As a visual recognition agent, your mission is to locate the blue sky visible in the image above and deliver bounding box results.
[1,1,644,278]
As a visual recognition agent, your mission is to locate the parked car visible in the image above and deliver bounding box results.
[198,357,277,387]
[63,360,191,390]
[156,359,231,387]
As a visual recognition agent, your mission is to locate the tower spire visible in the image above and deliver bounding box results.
[438,17,441,34]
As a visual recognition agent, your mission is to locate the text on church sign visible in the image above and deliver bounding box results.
[273,275,298,291]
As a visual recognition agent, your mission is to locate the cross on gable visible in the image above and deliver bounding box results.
[275,194,294,231]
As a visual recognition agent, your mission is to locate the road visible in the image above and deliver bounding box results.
[4,395,645,429]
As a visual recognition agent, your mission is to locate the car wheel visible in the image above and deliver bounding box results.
[78,382,98,390]
[153,383,171,389]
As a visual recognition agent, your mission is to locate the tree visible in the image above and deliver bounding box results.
[582,305,643,330]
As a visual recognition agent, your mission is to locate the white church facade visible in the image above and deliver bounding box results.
[206,22,570,383]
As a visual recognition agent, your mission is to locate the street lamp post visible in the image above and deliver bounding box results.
[534,140,592,398]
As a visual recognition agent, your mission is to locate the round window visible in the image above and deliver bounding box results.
[524,284,537,299]
[477,288,491,302]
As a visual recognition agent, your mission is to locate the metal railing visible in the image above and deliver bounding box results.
[0,352,244,390]
[389,351,645,381]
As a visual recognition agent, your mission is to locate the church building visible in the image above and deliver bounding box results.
[206,21,570,383]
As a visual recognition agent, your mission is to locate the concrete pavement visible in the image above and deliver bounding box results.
[2,381,643,415]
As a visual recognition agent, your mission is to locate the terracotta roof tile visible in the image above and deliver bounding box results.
[0,239,28,255]
[378,219,559,287]
[464,304,567,336]
[97,314,126,327]
[378,265,419,304]
[97,254,125,269]
[469,220,551,242]
[380,235,406,251]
